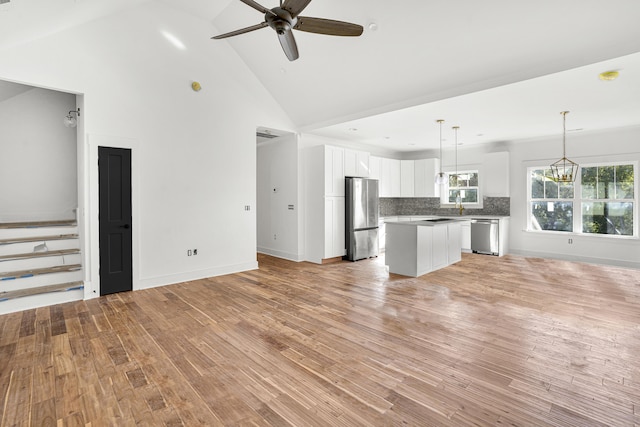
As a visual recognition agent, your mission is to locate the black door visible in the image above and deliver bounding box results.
[98,147,133,295]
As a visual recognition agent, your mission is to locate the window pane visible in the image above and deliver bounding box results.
[581,167,597,199]
[597,166,615,199]
[582,202,634,236]
[559,182,574,199]
[461,189,478,203]
[531,201,573,232]
[531,169,545,199]
[615,164,634,199]
[448,189,458,204]
[544,179,558,199]
[469,173,479,187]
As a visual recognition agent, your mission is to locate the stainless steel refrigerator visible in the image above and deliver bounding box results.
[345,177,379,261]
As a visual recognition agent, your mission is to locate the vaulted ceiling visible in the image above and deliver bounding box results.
[2,0,640,151]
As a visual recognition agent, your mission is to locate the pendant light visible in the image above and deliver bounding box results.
[435,119,447,184]
[550,111,578,182]
[452,126,462,209]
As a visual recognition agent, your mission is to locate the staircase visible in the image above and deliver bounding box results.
[0,219,84,314]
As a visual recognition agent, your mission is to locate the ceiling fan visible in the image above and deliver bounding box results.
[212,0,363,61]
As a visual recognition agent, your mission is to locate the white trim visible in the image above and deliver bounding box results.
[257,247,304,262]
[509,248,640,270]
[137,261,258,290]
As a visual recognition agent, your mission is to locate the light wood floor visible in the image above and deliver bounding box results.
[2,253,640,426]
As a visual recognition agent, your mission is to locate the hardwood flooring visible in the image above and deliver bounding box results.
[2,253,640,426]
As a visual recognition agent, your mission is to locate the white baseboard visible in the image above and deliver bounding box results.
[257,247,304,262]
[137,261,259,290]
[508,249,640,270]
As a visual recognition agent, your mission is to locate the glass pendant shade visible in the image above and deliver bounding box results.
[435,172,447,184]
[63,114,77,128]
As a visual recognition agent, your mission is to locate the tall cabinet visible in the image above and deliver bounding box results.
[305,145,370,264]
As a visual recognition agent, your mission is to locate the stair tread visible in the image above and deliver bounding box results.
[0,248,80,261]
[0,220,77,229]
[0,234,79,245]
[0,264,82,280]
[0,281,84,301]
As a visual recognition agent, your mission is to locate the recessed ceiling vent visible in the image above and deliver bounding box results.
[257,131,279,139]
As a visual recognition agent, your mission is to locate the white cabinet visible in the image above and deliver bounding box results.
[344,149,370,178]
[385,221,462,277]
[324,197,345,259]
[400,160,415,197]
[304,144,347,264]
[482,152,509,197]
[460,220,471,252]
[380,158,401,197]
[447,222,462,264]
[324,145,345,196]
[369,156,381,180]
[414,158,440,197]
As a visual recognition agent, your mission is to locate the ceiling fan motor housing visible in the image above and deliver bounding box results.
[266,7,297,34]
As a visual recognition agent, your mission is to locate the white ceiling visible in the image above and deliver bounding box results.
[2,0,640,152]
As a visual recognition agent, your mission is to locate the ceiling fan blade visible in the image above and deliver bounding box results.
[277,30,299,61]
[281,0,312,17]
[211,22,268,39]
[239,0,275,15]
[295,16,363,36]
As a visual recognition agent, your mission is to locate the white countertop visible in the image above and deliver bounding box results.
[386,219,464,226]
[383,215,509,221]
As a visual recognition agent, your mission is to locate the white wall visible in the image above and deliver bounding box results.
[0,1,295,307]
[509,126,640,268]
[257,134,302,261]
[0,88,77,221]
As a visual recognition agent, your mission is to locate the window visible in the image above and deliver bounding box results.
[581,165,634,236]
[446,171,479,204]
[529,168,574,232]
[528,163,636,237]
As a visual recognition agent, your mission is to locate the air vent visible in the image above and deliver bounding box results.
[257,131,278,139]
[0,0,10,5]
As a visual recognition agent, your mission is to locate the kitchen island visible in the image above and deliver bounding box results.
[385,219,462,277]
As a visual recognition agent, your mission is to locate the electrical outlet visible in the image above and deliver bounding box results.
[568,238,573,244]
[187,249,192,256]
[274,234,277,240]
[244,205,251,211]
[193,249,198,255]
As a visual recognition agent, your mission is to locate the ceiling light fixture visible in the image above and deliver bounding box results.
[550,111,578,183]
[599,70,619,81]
[435,119,447,185]
[63,108,80,128]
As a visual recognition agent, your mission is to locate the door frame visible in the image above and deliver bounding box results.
[84,133,139,299]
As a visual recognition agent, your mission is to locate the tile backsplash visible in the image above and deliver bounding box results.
[379,197,510,217]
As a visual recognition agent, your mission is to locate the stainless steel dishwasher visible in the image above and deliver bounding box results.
[471,219,500,255]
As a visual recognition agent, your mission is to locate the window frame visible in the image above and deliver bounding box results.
[441,169,481,207]
[526,161,638,238]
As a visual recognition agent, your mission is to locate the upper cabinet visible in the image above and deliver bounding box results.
[414,158,440,197]
[482,152,510,197]
[369,156,381,180]
[380,158,401,197]
[324,145,345,196]
[400,160,415,197]
[344,149,370,178]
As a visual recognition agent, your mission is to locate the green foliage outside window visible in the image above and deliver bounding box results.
[530,168,573,232]
[581,165,634,235]
[529,164,635,236]
[447,172,478,204]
